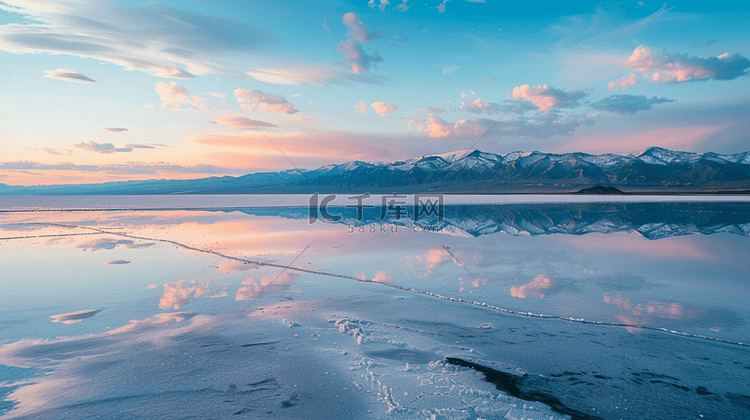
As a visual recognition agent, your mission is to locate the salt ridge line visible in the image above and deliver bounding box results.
[8,222,750,349]
[0,232,104,241]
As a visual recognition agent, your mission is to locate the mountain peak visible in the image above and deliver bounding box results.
[633,147,694,165]
[428,149,480,162]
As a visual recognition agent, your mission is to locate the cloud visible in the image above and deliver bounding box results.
[103,127,129,133]
[235,273,296,301]
[74,141,133,154]
[608,73,639,90]
[0,161,251,177]
[368,0,392,11]
[397,1,410,12]
[43,68,95,83]
[592,94,674,115]
[371,101,398,116]
[337,39,383,73]
[155,81,207,111]
[484,77,495,82]
[342,12,376,43]
[510,274,554,298]
[496,100,538,115]
[425,106,447,114]
[205,92,227,98]
[0,0,274,80]
[438,0,449,13]
[186,130,397,161]
[50,309,102,324]
[214,115,278,129]
[442,66,458,74]
[354,101,367,114]
[41,147,72,156]
[421,114,581,139]
[105,260,131,265]
[234,89,299,114]
[245,64,388,87]
[511,84,588,111]
[77,238,155,251]
[690,40,718,49]
[621,45,750,84]
[460,98,498,114]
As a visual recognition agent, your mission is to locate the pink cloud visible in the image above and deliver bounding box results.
[354,101,367,114]
[43,68,95,83]
[342,12,376,43]
[608,73,639,90]
[214,115,278,129]
[511,84,587,111]
[234,89,299,114]
[155,81,206,111]
[621,45,750,84]
[371,101,398,116]
[337,39,382,73]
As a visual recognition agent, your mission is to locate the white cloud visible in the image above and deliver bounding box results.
[608,73,639,90]
[354,101,367,114]
[43,68,95,83]
[438,0,449,13]
[0,0,274,80]
[371,101,398,116]
[622,45,750,84]
[443,66,458,74]
[155,82,207,111]
[234,89,299,114]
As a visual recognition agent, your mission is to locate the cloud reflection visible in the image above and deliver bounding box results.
[235,273,296,301]
[77,238,155,252]
[510,275,554,299]
[50,309,102,324]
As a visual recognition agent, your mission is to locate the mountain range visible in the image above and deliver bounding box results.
[1,147,749,195]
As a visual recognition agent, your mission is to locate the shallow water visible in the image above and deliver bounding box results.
[1,197,749,419]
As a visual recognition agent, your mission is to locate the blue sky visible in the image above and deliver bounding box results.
[0,0,749,184]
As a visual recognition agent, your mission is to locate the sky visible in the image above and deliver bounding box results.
[0,0,749,185]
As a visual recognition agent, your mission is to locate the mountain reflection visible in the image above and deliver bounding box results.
[233,201,750,239]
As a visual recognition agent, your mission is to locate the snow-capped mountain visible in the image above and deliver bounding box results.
[2,147,749,195]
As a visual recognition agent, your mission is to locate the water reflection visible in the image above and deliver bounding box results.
[237,201,750,239]
[1,200,749,419]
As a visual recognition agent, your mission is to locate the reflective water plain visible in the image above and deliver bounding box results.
[1,198,749,419]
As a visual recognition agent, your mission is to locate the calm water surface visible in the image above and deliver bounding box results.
[1,196,749,419]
